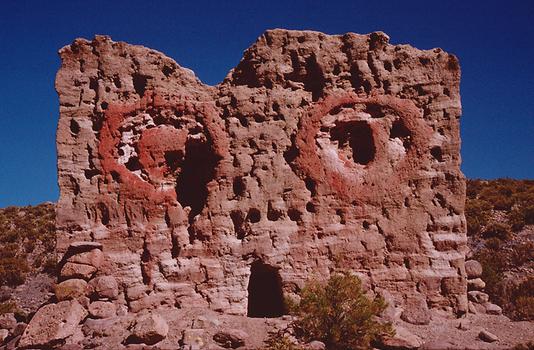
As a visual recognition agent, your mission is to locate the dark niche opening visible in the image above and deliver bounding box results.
[125,156,142,172]
[164,150,183,172]
[132,73,148,97]
[247,261,285,318]
[430,146,444,162]
[330,121,375,165]
[176,137,218,221]
[70,119,80,135]
[390,119,412,149]
[230,210,247,240]
[233,176,246,197]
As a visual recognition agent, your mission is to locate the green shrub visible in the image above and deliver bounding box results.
[293,273,393,350]
[475,249,507,305]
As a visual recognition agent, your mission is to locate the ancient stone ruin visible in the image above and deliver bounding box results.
[34,29,466,347]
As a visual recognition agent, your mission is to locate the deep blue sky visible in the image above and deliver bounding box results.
[0,0,533,207]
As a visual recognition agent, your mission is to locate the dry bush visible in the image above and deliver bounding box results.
[0,203,56,287]
[465,198,492,235]
[292,273,393,350]
[482,222,512,240]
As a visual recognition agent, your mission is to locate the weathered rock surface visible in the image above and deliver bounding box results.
[483,303,502,315]
[55,279,88,301]
[465,260,483,278]
[54,29,465,322]
[467,278,485,291]
[88,301,117,319]
[88,275,119,299]
[0,314,17,331]
[0,330,8,343]
[479,329,499,343]
[130,313,169,345]
[213,329,248,348]
[60,262,97,280]
[379,325,423,349]
[18,300,87,348]
[401,295,431,325]
[468,291,489,304]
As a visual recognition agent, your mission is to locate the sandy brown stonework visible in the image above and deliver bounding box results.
[55,29,465,324]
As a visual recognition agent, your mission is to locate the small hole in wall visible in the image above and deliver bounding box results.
[101,102,108,110]
[419,57,431,66]
[305,177,317,196]
[105,86,111,93]
[431,146,444,162]
[132,74,148,97]
[113,76,122,88]
[110,171,121,183]
[434,193,447,208]
[336,209,346,224]
[283,134,298,164]
[125,157,143,172]
[164,150,183,172]
[233,177,246,197]
[267,203,282,221]
[306,202,316,213]
[84,169,100,179]
[97,203,110,226]
[390,120,412,149]
[247,208,261,223]
[365,104,386,118]
[288,208,302,222]
[89,77,98,91]
[237,115,249,127]
[253,114,266,123]
[162,65,175,77]
[362,221,370,230]
[330,121,375,165]
[230,210,247,240]
[70,119,80,135]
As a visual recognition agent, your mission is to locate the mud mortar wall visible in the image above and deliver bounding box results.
[56,29,466,318]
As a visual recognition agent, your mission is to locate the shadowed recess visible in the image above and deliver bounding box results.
[247,261,285,318]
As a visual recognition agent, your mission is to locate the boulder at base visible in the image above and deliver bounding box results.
[18,300,88,348]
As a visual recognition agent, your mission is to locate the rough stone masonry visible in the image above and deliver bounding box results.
[55,29,466,323]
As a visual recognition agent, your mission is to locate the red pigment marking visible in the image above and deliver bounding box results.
[98,91,229,213]
[138,127,188,183]
[293,92,432,202]
[97,92,229,287]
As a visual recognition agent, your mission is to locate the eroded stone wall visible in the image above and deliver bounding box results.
[56,29,466,320]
